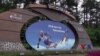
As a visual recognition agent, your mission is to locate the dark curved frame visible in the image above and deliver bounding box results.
[20,16,51,51]
[60,20,79,49]
[20,16,79,51]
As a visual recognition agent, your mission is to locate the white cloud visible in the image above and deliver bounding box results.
[77,0,84,12]
[96,0,100,2]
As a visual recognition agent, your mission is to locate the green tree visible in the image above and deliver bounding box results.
[0,0,16,13]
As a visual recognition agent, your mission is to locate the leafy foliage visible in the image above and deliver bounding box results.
[86,27,100,47]
[0,1,16,13]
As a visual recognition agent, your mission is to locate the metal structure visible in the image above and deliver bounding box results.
[0,4,92,52]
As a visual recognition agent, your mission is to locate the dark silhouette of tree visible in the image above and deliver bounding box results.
[65,0,77,8]
[0,0,2,7]
[83,0,100,28]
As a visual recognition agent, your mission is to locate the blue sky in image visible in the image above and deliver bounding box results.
[25,20,75,51]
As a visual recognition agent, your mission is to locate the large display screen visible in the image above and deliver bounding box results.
[25,20,75,51]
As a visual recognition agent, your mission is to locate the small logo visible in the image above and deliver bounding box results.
[10,14,22,21]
